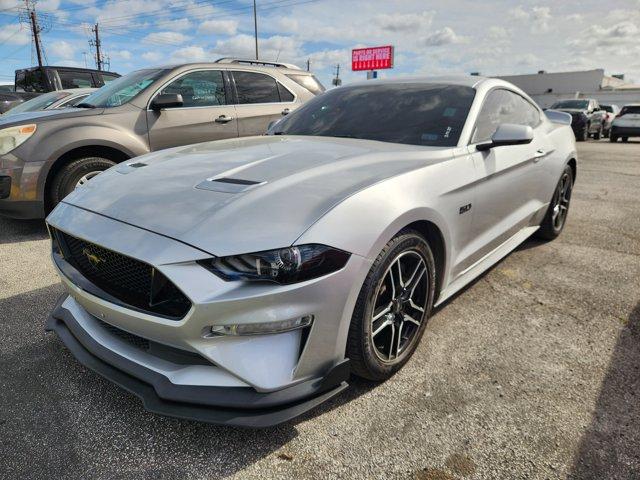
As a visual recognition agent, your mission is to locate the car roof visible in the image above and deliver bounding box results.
[152,61,310,75]
[58,88,97,95]
[622,103,640,107]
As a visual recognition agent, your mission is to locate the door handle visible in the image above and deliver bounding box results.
[214,115,233,124]
[281,108,291,116]
[533,149,547,162]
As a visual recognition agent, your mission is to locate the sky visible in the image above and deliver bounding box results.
[0,0,639,87]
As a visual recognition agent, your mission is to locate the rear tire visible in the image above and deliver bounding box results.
[622,137,629,143]
[49,157,116,208]
[347,230,436,381]
[610,134,618,143]
[576,127,588,142]
[536,164,574,241]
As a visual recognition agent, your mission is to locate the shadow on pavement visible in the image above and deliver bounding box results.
[0,284,374,479]
[0,216,48,245]
[569,301,640,479]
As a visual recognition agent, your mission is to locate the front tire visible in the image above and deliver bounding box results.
[347,230,436,381]
[536,165,574,240]
[49,157,116,208]
[576,127,588,142]
[593,127,602,140]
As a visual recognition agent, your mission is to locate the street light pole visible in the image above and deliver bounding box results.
[253,0,258,60]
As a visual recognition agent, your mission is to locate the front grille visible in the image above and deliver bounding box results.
[53,229,191,319]
[100,320,150,350]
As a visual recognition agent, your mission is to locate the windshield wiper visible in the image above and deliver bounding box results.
[75,102,96,109]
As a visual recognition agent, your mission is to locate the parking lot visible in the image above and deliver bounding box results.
[0,140,638,479]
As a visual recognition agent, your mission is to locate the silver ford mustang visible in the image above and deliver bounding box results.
[46,76,576,427]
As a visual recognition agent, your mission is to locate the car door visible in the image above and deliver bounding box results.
[465,89,551,266]
[231,70,297,136]
[146,69,238,151]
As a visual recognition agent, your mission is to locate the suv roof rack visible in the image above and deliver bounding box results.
[214,57,303,71]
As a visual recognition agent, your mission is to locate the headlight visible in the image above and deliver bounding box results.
[0,124,37,155]
[198,244,350,284]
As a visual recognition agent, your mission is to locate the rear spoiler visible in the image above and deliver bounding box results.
[544,109,572,125]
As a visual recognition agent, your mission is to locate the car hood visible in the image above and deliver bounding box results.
[0,107,101,127]
[62,135,449,256]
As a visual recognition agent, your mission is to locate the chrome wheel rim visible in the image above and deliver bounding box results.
[76,171,101,188]
[370,250,429,364]
[551,172,572,230]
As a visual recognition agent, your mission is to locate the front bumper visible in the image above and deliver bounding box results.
[45,202,371,426]
[47,295,350,428]
[0,154,47,219]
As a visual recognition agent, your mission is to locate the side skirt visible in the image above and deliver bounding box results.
[435,225,539,307]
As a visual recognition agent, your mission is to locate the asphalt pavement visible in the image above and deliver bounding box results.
[0,140,639,480]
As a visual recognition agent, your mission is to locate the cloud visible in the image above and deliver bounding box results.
[0,24,30,46]
[198,19,238,36]
[171,45,209,62]
[49,40,76,60]
[421,27,466,46]
[161,18,191,32]
[142,51,163,63]
[212,34,303,64]
[509,5,552,33]
[374,11,434,32]
[143,31,189,46]
[488,26,509,41]
[111,50,132,60]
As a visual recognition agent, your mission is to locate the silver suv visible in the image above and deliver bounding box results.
[0,58,324,219]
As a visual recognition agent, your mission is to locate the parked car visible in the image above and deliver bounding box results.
[610,104,640,142]
[0,59,324,219]
[0,83,13,93]
[600,104,620,137]
[45,76,577,427]
[0,66,119,114]
[1,88,96,116]
[549,98,606,141]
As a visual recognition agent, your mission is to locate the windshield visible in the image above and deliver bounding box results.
[80,69,166,108]
[270,83,476,147]
[551,100,589,110]
[5,91,70,115]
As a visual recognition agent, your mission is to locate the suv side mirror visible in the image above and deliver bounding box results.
[476,124,534,151]
[151,93,183,111]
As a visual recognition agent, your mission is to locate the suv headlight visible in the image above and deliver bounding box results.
[198,244,350,284]
[0,124,37,155]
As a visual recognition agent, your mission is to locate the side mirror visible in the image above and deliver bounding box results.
[476,124,534,151]
[150,93,183,111]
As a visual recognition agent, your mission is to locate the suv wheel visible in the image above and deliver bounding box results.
[49,157,116,208]
[347,230,436,381]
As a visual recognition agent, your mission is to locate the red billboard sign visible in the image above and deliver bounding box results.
[351,45,394,71]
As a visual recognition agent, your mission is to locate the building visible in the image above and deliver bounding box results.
[496,69,640,108]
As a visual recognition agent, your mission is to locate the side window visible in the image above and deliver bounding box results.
[472,90,539,143]
[233,71,280,104]
[58,70,94,89]
[277,82,294,102]
[515,95,540,128]
[100,74,119,85]
[58,94,89,108]
[159,70,226,108]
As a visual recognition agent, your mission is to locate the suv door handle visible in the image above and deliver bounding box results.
[214,115,233,124]
[281,108,291,116]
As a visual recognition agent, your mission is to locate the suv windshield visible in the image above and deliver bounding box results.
[80,69,166,108]
[270,83,475,147]
[551,100,589,110]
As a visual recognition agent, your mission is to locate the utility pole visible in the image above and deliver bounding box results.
[332,64,342,86]
[306,58,310,72]
[91,23,102,71]
[253,0,258,60]
[29,9,43,67]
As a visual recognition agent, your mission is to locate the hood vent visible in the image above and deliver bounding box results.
[195,177,266,193]
[116,161,148,175]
